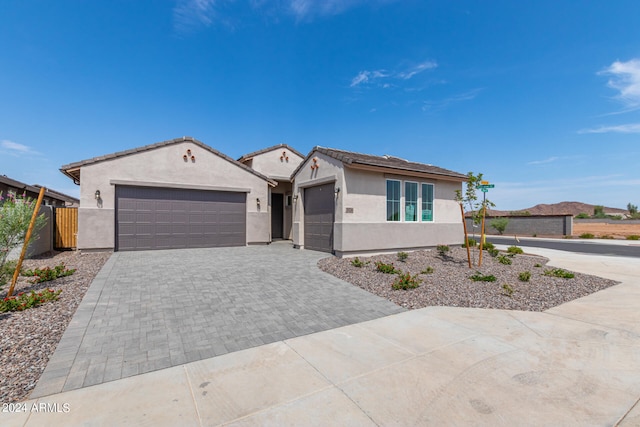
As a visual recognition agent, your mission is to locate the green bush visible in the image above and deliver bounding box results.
[0,260,18,290]
[490,217,509,235]
[0,288,62,312]
[502,283,514,297]
[575,213,590,219]
[487,248,500,257]
[23,263,76,283]
[375,261,399,274]
[518,271,531,282]
[350,257,368,268]
[462,238,477,247]
[497,254,512,265]
[507,246,524,254]
[627,235,640,241]
[470,272,497,282]
[421,266,434,274]
[543,268,575,279]
[534,263,542,268]
[482,241,495,251]
[436,245,450,257]
[391,272,421,290]
[579,233,595,239]
[397,252,409,262]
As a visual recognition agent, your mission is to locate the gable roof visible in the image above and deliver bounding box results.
[291,146,468,181]
[60,136,276,186]
[0,174,79,205]
[237,144,305,163]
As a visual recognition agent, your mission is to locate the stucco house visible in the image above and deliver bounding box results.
[60,137,467,255]
[0,174,79,207]
[290,147,467,257]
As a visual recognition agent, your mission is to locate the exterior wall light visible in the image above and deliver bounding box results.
[256,198,261,207]
[293,195,298,201]
[94,190,101,200]
[335,187,340,195]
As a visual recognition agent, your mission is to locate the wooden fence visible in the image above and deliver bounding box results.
[55,207,78,249]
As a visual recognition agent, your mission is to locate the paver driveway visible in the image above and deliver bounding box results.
[32,242,404,397]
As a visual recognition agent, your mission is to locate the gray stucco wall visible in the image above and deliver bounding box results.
[6,205,54,260]
[465,215,573,236]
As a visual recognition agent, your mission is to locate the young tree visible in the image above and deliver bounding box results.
[0,192,46,290]
[628,203,638,216]
[490,217,509,235]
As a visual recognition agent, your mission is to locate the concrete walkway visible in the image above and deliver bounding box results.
[4,246,640,426]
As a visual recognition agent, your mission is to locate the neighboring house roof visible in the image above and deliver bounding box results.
[237,144,305,163]
[60,136,277,186]
[291,146,468,181]
[0,174,79,205]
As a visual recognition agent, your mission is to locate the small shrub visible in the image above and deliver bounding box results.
[534,263,542,268]
[502,283,514,297]
[487,248,500,257]
[575,213,590,219]
[375,261,399,274]
[482,242,495,251]
[351,257,369,268]
[421,266,434,274]
[579,233,595,239]
[0,260,18,289]
[507,246,524,255]
[490,217,509,235]
[0,288,62,313]
[470,272,497,282]
[462,238,477,247]
[23,263,76,283]
[543,268,575,279]
[497,254,512,265]
[397,252,409,262]
[518,271,531,282]
[436,245,450,257]
[627,235,640,241]
[391,272,421,290]
[599,235,614,239]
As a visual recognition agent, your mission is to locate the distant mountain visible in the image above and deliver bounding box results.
[484,202,628,217]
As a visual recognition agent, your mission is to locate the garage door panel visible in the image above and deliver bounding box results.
[304,183,335,253]
[116,186,246,251]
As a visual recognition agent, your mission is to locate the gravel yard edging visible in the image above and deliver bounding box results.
[0,251,111,404]
[318,247,619,311]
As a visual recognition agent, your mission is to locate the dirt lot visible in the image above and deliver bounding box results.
[573,222,640,238]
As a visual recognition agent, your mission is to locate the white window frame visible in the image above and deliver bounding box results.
[404,181,419,222]
[421,183,435,222]
[386,179,401,222]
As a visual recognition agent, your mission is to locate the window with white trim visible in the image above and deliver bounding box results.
[421,183,434,221]
[405,181,418,222]
[386,179,401,221]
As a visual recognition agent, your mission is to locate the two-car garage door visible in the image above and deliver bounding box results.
[116,186,246,251]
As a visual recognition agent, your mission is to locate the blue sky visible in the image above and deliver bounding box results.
[1,0,639,210]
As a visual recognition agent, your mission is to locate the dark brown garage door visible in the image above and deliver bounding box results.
[116,186,246,251]
[304,183,335,253]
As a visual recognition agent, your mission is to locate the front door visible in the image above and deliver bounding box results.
[271,193,284,239]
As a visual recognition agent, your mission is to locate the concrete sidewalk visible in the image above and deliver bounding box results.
[4,248,640,426]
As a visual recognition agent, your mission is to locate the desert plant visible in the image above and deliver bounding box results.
[575,212,590,219]
[391,272,421,290]
[351,257,368,268]
[0,259,18,290]
[490,217,509,235]
[628,203,638,215]
[518,271,531,282]
[579,233,595,239]
[593,205,607,218]
[501,283,514,297]
[599,235,614,239]
[436,245,450,257]
[543,268,575,279]
[497,254,512,265]
[483,241,495,251]
[421,266,434,274]
[470,272,497,282]
[375,261,399,274]
[397,252,409,262]
[627,235,640,241]
[534,263,542,268]
[507,246,523,255]
[462,238,477,247]
[487,248,500,257]
[0,288,62,313]
[22,263,76,283]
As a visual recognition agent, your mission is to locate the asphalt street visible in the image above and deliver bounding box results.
[486,235,640,258]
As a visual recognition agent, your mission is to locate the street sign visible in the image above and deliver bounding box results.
[481,188,488,192]
[478,184,495,189]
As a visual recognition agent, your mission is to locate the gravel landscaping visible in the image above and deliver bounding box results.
[0,251,111,404]
[318,246,619,311]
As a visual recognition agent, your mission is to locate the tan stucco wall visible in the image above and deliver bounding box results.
[77,141,269,250]
[247,148,304,179]
[292,153,464,255]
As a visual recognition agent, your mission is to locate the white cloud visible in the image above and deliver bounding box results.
[0,140,40,156]
[599,58,640,111]
[285,0,396,21]
[527,156,559,165]
[173,0,222,33]
[421,88,482,112]
[578,123,640,134]
[350,62,437,88]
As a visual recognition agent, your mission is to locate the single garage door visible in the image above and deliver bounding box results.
[304,183,335,253]
[116,186,246,251]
